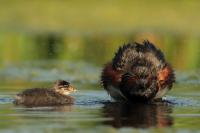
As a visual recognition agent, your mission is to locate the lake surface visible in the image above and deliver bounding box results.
[0,61,200,133]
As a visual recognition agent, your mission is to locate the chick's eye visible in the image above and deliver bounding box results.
[58,85,65,89]
[64,84,69,87]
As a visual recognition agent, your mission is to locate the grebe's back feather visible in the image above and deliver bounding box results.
[112,41,166,76]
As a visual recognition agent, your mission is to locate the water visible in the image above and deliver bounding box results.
[0,90,200,133]
[0,61,200,133]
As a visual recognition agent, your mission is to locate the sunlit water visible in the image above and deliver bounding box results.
[0,61,200,133]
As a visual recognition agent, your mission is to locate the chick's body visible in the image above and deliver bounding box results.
[14,80,76,107]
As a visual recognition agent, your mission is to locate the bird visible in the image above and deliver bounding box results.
[101,40,175,102]
[14,80,77,107]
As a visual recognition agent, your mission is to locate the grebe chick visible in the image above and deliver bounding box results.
[14,80,77,107]
[101,40,175,102]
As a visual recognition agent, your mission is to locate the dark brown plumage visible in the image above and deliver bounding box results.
[101,40,175,102]
[14,80,76,107]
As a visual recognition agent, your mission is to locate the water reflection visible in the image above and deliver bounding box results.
[102,102,173,128]
[20,105,74,112]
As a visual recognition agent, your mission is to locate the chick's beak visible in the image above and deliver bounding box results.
[69,85,77,92]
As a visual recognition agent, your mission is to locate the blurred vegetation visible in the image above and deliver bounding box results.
[0,0,200,71]
[0,0,200,33]
[0,32,200,71]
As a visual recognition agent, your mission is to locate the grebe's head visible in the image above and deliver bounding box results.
[54,80,76,95]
